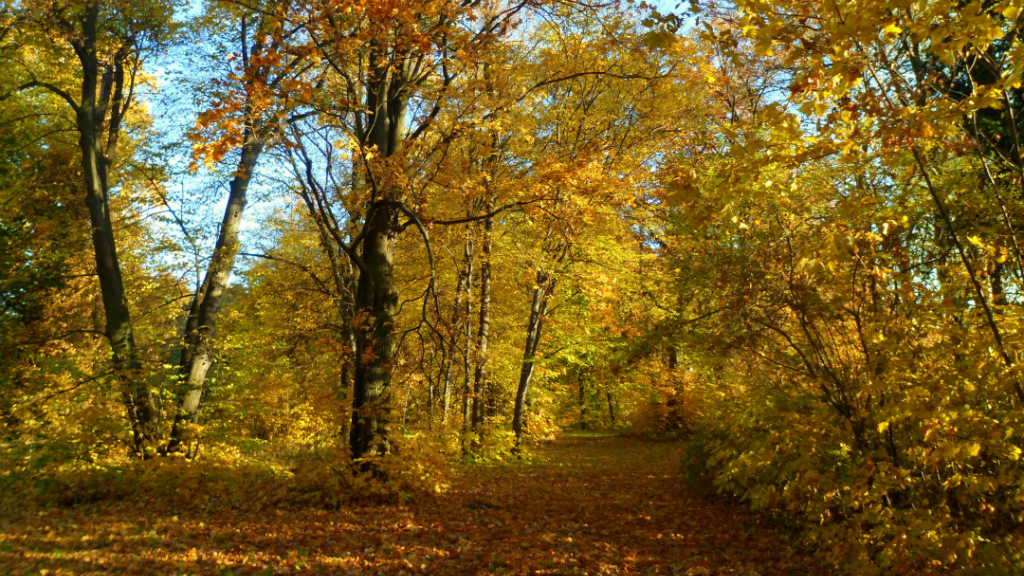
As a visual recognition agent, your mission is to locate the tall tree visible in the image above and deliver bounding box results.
[281,0,549,460]
[3,0,178,455]
[167,1,313,455]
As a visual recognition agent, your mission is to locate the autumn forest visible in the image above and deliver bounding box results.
[1,0,1023,574]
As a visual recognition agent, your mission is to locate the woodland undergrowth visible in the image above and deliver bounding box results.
[0,434,451,515]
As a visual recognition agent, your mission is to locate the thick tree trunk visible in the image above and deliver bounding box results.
[512,269,555,453]
[73,6,160,455]
[349,202,401,459]
[167,133,262,454]
[346,49,414,461]
[471,214,493,440]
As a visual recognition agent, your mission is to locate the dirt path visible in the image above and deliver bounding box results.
[0,436,818,575]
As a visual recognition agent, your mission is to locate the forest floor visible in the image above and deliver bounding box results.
[0,435,820,575]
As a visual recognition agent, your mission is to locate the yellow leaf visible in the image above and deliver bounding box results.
[643,30,676,49]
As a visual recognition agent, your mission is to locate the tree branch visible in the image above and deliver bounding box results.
[2,80,81,114]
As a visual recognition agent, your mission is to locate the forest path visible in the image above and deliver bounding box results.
[414,435,818,576]
[0,436,818,575]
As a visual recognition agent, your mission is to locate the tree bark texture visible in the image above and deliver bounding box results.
[440,347,454,425]
[578,375,588,431]
[461,233,475,441]
[349,201,401,459]
[167,132,262,453]
[73,4,161,454]
[442,237,472,425]
[346,46,414,460]
[512,269,556,452]
[471,214,493,438]
[606,391,616,425]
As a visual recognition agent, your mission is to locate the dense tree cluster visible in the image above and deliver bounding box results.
[2,0,1023,573]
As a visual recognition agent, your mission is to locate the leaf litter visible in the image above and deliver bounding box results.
[0,436,820,575]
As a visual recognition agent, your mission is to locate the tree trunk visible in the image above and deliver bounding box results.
[349,201,401,459]
[461,232,474,443]
[992,261,1007,307]
[167,133,262,454]
[471,213,493,441]
[347,47,412,461]
[293,149,361,438]
[73,5,160,455]
[443,239,472,426]
[606,391,616,425]
[666,346,683,431]
[314,199,359,439]
[426,351,436,430]
[578,374,588,431]
[333,162,361,438]
[441,353,454,425]
[512,269,556,453]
